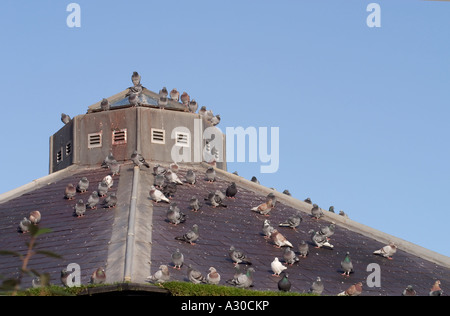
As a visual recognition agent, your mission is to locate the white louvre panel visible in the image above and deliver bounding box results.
[112,129,127,145]
[88,132,102,148]
[151,128,165,144]
[56,148,63,163]
[175,132,190,147]
[65,142,72,156]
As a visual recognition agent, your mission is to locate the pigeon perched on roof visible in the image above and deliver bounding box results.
[205,167,216,182]
[250,176,260,184]
[309,277,324,295]
[309,229,334,249]
[97,180,109,198]
[86,191,100,210]
[65,184,76,200]
[270,230,293,248]
[171,248,184,270]
[402,285,417,296]
[61,113,71,124]
[131,150,150,168]
[210,115,221,126]
[282,190,291,196]
[319,222,336,240]
[283,247,299,266]
[60,269,73,287]
[226,182,237,199]
[429,280,443,296]
[180,92,190,111]
[103,175,114,189]
[271,257,287,276]
[373,242,397,260]
[198,106,207,117]
[90,267,106,284]
[266,193,277,208]
[149,185,170,203]
[328,206,335,213]
[162,182,177,199]
[128,93,139,107]
[175,224,199,245]
[251,200,273,216]
[278,211,303,231]
[206,267,221,285]
[311,204,324,220]
[227,267,255,288]
[159,87,168,98]
[341,252,353,277]
[170,88,180,102]
[189,99,198,113]
[100,98,110,111]
[153,164,166,176]
[158,95,168,108]
[298,240,309,258]
[169,162,179,173]
[229,246,252,266]
[262,219,275,239]
[102,192,117,209]
[339,210,349,218]
[185,170,196,185]
[206,191,227,208]
[187,265,206,284]
[147,265,170,284]
[189,196,202,212]
[304,197,312,204]
[19,217,31,233]
[154,174,165,189]
[165,169,183,185]
[74,199,86,218]
[108,161,120,176]
[338,282,363,296]
[29,211,41,225]
[278,272,291,292]
[166,203,186,226]
[76,177,89,193]
[101,153,116,169]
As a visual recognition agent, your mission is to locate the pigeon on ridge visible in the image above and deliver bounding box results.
[100,98,110,111]
[311,204,324,220]
[170,88,180,102]
[271,257,287,276]
[250,176,260,184]
[229,246,252,266]
[149,185,170,203]
[188,99,198,113]
[159,87,168,98]
[61,113,71,124]
[171,248,184,270]
[282,190,291,196]
[175,224,199,245]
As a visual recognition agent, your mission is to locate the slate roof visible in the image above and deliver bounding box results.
[0,162,449,296]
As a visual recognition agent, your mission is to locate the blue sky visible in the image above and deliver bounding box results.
[0,1,449,257]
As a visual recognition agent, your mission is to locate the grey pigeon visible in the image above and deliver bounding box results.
[329,206,335,213]
[175,224,199,245]
[165,169,183,185]
[147,265,170,284]
[304,197,312,204]
[61,113,71,124]
[319,222,336,240]
[103,192,117,209]
[206,191,227,208]
[271,257,287,276]
[131,150,150,168]
[251,176,260,184]
[65,183,76,200]
[101,153,116,168]
[341,252,353,276]
[29,211,41,225]
[154,174,166,189]
[166,203,186,225]
[100,98,110,111]
[198,106,207,116]
[429,280,443,296]
[128,93,139,106]
[373,242,397,260]
[210,115,220,126]
[229,246,252,266]
[311,204,324,220]
[227,267,255,288]
[309,229,334,249]
[339,210,349,218]
[171,248,184,270]
[266,193,277,208]
[187,265,206,284]
[283,247,299,266]
[189,196,202,212]
[74,199,86,218]
[226,182,237,198]
[153,164,166,176]
[90,267,106,284]
[206,267,221,285]
[109,161,121,176]
[149,185,170,203]
[170,88,180,101]
[158,96,168,108]
[309,277,324,295]
[189,99,198,113]
[282,190,291,196]
[278,211,303,231]
[19,217,31,233]
[76,177,89,193]
[298,240,309,258]
[159,87,168,98]
[185,170,196,185]
[97,180,109,197]
[402,285,417,296]
[278,272,291,292]
[262,219,275,239]
[86,191,100,210]
[205,167,216,182]
[162,182,177,199]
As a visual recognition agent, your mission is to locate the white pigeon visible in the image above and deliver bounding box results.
[103,175,114,189]
[146,265,170,284]
[271,257,287,277]
[149,185,170,203]
[165,170,183,185]
[373,242,397,260]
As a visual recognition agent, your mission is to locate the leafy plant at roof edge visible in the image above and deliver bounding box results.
[0,224,63,296]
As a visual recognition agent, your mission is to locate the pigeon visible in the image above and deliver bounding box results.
[311,204,324,220]
[338,282,363,296]
[175,224,199,245]
[309,277,324,295]
[205,109,214,122]
[402,285,417,296]
[159,87,168,98]
[262,219,275,239]
[86,191,100,210]
[103,175,114,189]
[189,99,198,113]
[60,269,73,287]
[229,246,252,266]
[165,169,183,185]
[251,176,260,184]
[339,210,349,218]
[206,267,221,285]
[278,211,303,231]
[185,170,196,185]
[373,242,397,260]
[153,164,166,176]
[76,177,89,193]
[329,206,335,213]
[166,203,186,225]
[278,272,291,292]
[198,106,207,117]
[169,162,179,173]
[100,98,110,111]
[304,197,312,204]
[29,211,41,225]
[282,190,291,196]
[128,93,139,106]
[341,252,353,276]
[171,249,184,270]
[187,265,206,284]
[108,161,120,176]
[266,193,277,208]
[150,185,170,203]
[227,267,255,288]
[154,174,166,189]
[131,150,150,168]
[19,217,31,233]
[251,200,273,216]
[61,113,71,124]
[283,247,299,266]
[189,196,202,212]
[147,265,170,284]
[158,95,168,108]
[102,192,117,209]
[90,267,106,284]
[298,241,309,258]
[180,92,190,109]
[429,280,443,296]
[270,229,293,248]
[101,153,116,168]
[319,222,336,240]
[65,184,76,200]
[210,115,221,126]
[74,199,86,218]
[309,229,334,249]
[170,88,180,102]
[162,182,177,199]
[97,180,109,197]
[271,257,287,276]
[205,167,216,182]
[206,191,227,208]
[226,182,237,199]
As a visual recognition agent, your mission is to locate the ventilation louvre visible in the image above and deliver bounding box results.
[112,129,127,145]
[175,132,190,147]
[88,132,102,148]
[151,129,165,144]
[65,142,72,156]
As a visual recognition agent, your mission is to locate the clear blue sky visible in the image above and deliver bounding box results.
[0,1,449,257]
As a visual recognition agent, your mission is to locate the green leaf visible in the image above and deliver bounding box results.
[33,228,52,238]
[0,250,22,258]
[35,250,63,260]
